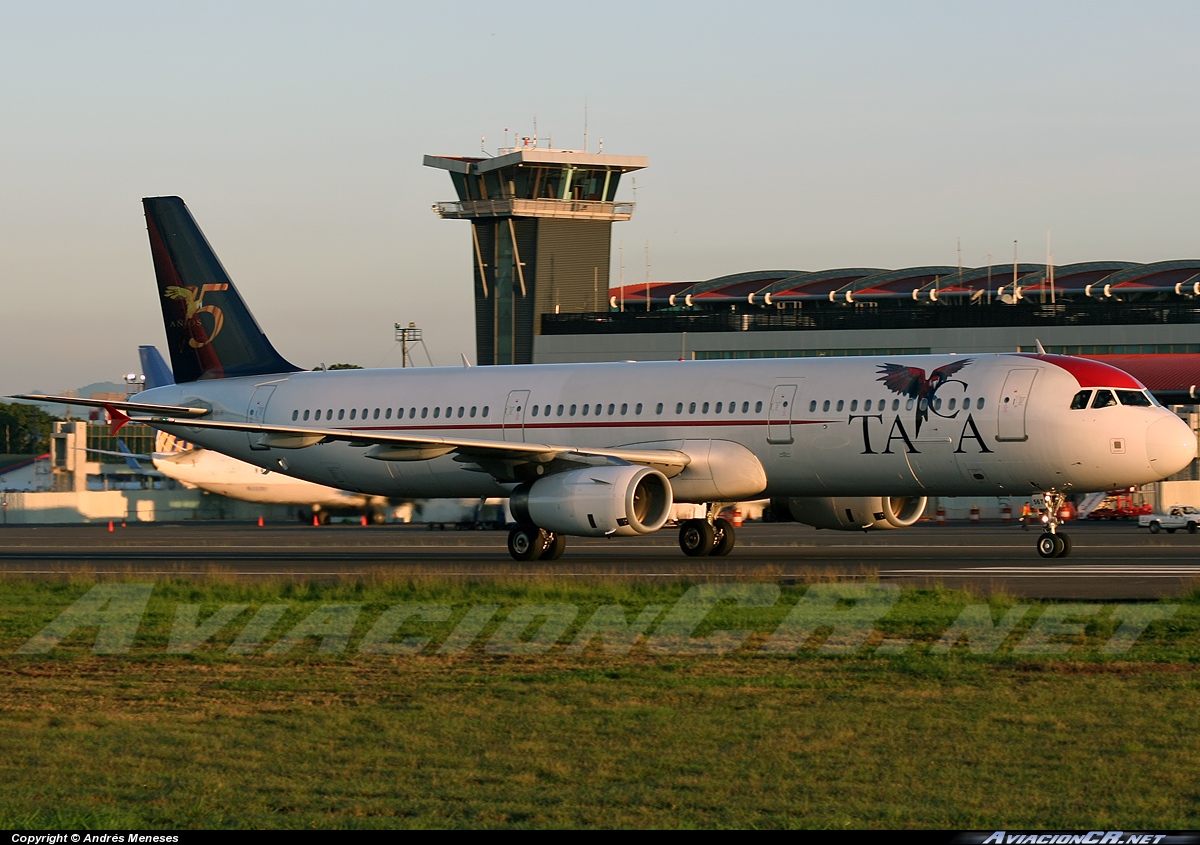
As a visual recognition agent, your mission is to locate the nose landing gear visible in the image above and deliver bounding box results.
[1034,490,1072,558]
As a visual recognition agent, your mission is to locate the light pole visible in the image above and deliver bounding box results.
[395,323,423,368]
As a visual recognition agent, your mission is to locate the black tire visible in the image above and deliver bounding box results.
[1149,521,1161,534]
[679,519,715,557]
[539,532,567,561]
[508,525,546,561]
[1037,532,1058,559]
[1189,522,1198,535]
[710,517,736,556]
[1057,532,1072,558]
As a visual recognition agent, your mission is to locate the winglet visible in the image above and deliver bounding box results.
[105,405,131,435]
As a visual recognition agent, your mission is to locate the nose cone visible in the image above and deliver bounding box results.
[1147,414,1197,478]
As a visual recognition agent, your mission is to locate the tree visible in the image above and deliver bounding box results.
[0,402,59,454]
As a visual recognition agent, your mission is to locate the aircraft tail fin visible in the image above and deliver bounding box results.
[115,440,147,472]
[142,196,301,383]
[138,345,175,389]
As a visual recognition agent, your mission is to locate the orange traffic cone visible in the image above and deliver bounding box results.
[312,514,320,527]
[257,515,264,527]
[361,514,368,527]
[107,520,114,532]
[121,521,127,528]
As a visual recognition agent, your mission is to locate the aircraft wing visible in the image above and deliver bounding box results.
[8,395,210,418]
[140,416,692,481]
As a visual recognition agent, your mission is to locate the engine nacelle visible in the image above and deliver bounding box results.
[772,496,927,530]
[510,465,674,537]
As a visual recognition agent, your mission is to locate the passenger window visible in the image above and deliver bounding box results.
[621,403,628,415]
[1070,390,1092,410]
[836,400,844,412]
[636,403,642,414]
[608,403,615,415]
[1092,390,1117,409]
[976,398,984,410]
[701,402,709,413]
[471,406,477,418]
[822,400,830,412]
[543,405,550,416]
[556,405,564,416]
[864,400,872,412]
[1117,390,1153,407]
[582,404,589,416]
[755,401,763,413]
[408,408,416,419]
[532,405,539,417]
[716,402,723,413]
[338,409,346,420]
[948,398,956,410]
[292,410,298,421]
[314,409,321,420]
[457,407,464,418]
[385,408,391,419]
[373,408,380,419]
[656,403,663,414]
[351,408,358,420]
[433,407,440,418]
[482,406,489,417]
[689,402,697,414]
[421,408,428,418]
[676,403,683,414]
[743,402,750,413]
[303,409,310,421]
[850,399,858,412]
[964,398,971,410]
[905,399,914,411]
[446,407,452,418]
[892,399,900,411]
[570,404,577,416]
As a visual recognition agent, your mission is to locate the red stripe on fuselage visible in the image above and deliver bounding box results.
[1016,354,1144,389]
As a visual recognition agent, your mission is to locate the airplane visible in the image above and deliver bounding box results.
[14,196,1196,560]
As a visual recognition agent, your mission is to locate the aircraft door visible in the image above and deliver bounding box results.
[767,383,799,445]
[246,385,276,451]
[503,390,530,442]
[996,369,1037,442]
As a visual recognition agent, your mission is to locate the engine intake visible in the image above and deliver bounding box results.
[510,465,673,537]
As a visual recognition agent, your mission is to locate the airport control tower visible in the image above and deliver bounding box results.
[425,142,647,365]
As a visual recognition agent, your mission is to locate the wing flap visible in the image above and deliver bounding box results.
[146,417,692,475]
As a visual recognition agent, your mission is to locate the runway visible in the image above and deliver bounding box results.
[0,521,1197,599]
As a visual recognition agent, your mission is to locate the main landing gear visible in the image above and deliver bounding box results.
[1034,490,1072,559]
[679,505,736,557]
[507,525,566,561]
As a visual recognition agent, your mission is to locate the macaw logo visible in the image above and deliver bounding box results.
[846,358,992,455]
[877,359,972,437]
[164,284,228,349]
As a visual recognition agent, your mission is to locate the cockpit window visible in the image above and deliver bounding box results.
[1117,390,1153,407]
[1092,389,1117,409]
[1070,390,1092,410]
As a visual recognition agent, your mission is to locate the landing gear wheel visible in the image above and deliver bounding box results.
[508,525,546,561]
[1037,532,1060,559]
[679,519,716,557]
[709,517,736,556]
[1057,532,1072,557]
[539,532,567,561]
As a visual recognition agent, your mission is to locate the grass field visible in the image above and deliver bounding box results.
[1,574,1198,829]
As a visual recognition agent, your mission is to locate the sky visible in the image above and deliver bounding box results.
[2,1,1199,395]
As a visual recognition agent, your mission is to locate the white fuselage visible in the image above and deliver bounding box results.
[152,445,370,508]
[136,354,1196,502]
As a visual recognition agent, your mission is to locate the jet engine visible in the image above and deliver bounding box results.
[510,465,674,537]
[772,496,927,530]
